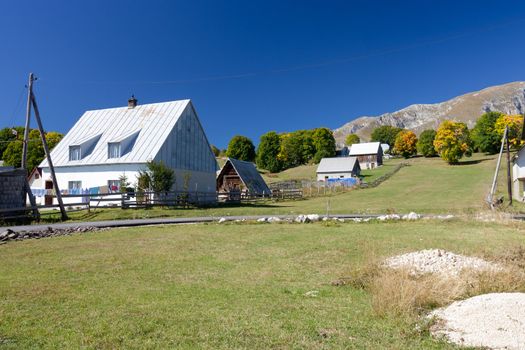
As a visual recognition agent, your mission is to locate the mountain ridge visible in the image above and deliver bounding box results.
[333,81,525,144]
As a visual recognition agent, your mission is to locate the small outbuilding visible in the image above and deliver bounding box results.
[216,158,271,199]
[316,157,361,181]
[349,142,383,169]
[513,146,525,201]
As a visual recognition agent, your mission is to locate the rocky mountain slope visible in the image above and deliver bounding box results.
[333,81,525,144]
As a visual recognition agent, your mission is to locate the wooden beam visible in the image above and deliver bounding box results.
[21,73,34,170]
[30,92,68,221]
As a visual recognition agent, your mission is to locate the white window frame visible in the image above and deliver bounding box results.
[69,146,81,161]
[108,142,121,159]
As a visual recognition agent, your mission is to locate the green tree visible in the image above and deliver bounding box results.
[416,129,437,157]
[2,128,63,172]
[433,121,473,164]
[312,127,336,163]
[370,125,403,147]
[0,127,24,159]
[211,145,220,157]
[278,132,305,168]
[345,134,360,146]
[146,160,175,193]
[226,135,256,162]
[471,111,503,154]
[256,131,283,172]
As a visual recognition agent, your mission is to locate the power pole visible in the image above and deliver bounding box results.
[27,73,68,220]
[21,73,34,170]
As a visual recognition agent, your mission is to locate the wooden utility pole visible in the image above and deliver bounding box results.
[506,126,512,205]
[21,73,34,170]
[488,126,507,208]
[31,93,68,220]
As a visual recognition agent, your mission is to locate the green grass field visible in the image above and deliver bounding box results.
[1,219,523,349]
[50,153,499,223]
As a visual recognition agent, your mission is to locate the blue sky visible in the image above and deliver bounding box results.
[1,0,525,148]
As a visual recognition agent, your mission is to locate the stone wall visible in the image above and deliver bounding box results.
[0,168,27,211]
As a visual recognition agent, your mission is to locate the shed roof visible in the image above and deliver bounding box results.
[40,100,191,167]
[317,157,359,173]
[220,158,271,195]
[349,142,381,156]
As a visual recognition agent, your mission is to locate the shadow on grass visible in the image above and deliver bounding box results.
[455,158,492,166]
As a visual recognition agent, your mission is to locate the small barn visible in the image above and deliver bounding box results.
[216,158,271,199]
[349,142,383,169]
[316,157,361,181]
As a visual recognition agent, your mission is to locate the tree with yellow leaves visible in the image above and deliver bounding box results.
[433,121,473,164]
[393,130,417,158]
[494,114,524,149]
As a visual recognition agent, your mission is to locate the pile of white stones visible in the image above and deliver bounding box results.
[384,249,498,276]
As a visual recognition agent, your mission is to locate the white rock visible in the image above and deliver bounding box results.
[405,212,420,220]
[218,218,227,223]
[352,218,362,223]
[304,290,319,297]
[267,217,281,223]
[306,214,320,222]
[257,217,268,223]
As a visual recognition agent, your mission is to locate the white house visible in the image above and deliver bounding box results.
[36,97,218,205]
[349,142,383,169]
[316,157,361,181]
[513,146,525,201]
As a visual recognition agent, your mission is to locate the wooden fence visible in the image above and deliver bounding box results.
[0,189,303,222]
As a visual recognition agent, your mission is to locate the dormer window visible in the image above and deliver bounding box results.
[108,142,121,159]
[69,146,81,161]
[68,133,102,162]
[107,129,140,159]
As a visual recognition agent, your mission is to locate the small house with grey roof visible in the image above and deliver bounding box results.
[316,157,361,181]
[36,97,218,204]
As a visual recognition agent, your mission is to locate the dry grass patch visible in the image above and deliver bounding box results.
[342,246,525,319]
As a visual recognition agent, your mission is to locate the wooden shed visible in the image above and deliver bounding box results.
[216,158,271,200]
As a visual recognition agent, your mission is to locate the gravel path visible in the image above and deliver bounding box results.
[430,293,525,350]
[384,249,498,276]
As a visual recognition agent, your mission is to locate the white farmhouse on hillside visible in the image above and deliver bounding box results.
[316,157,361,181]
[349,142,383,169]
[36,97,218,204]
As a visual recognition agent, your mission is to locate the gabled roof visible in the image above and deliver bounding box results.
[40,99,191,167]
[317,157,360,173]
[349,142,382,156]
[219,158,271,195]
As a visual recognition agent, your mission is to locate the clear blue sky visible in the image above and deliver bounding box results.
[1,0,525,148]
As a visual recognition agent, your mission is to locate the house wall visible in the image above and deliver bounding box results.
[317,171,357,181]
[356,154,381,169]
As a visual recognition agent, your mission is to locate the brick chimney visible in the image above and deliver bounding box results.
[128,95,138,109]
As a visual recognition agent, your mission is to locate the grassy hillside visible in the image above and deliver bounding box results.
[1,219,523,348]
[50,153,500,224]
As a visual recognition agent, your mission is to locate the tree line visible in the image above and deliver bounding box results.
[211,127,337,173]
[0,127,63,172]
[341,112,523,164]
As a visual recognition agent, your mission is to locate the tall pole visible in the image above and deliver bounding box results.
[488,126,506,208]
[21,73,34,170]
[506,126,513,205]
[30,90,68,220]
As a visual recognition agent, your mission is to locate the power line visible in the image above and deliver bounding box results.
[75,16,525,86]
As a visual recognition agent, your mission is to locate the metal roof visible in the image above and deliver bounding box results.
[316,157,360,173]
[349,142,382,156]
[40,100,191,167]
[222,158,271,195]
